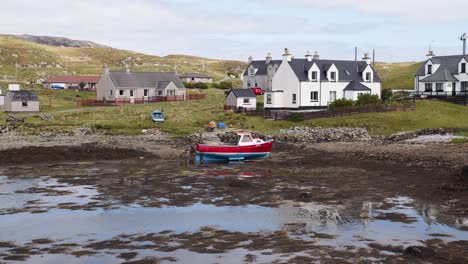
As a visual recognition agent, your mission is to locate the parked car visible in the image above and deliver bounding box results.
[251,87,263,95]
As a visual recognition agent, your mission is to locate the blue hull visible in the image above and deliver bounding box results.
[196,151,270,162]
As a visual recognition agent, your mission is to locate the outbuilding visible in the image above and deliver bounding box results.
[225,88,257,110]
[4,90,40,112]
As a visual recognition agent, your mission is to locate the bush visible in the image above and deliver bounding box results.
[193,82,208,89]
[183,82,193,88]
[79,82,86,90]
[329,98,354,110]
[381,89,393,102]
[391,91,410,102]
[356,94,380,106]
[288,113,304,122]
[219,81,233,90]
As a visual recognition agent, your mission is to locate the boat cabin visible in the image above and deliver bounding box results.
[235,132,264,146]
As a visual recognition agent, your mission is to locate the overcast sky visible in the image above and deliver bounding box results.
[2,0,468,62]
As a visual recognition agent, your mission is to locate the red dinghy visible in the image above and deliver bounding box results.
[196,131,273,161]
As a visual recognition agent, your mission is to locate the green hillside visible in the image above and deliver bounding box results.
[0,35,246,85]
[0,34,422,90]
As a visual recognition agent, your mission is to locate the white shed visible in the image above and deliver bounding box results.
[226,89,257,110]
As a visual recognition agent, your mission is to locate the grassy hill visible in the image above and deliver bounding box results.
[0,34,424,90]
[0,35,246,86]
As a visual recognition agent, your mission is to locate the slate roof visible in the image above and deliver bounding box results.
[7,90,39,101]
[230,88,256,98]
[417,55,468,82]
[156,81,172,90]
[44,75,101,83]
[109,71,184,89]
[343,81,372,91]
[243,58,381,83]
[243,60,282,76]
[180,73,212,78]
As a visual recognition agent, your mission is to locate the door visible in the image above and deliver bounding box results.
[329,91,336,102]
[452,83,456,96]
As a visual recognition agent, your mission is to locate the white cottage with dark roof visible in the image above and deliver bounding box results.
[248,49,381,109]
[96,67,186,101]
[4,90,39,112]
[225,89,257,110]
[414,51,468,95]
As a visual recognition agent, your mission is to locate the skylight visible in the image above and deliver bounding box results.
[345,70,351,76]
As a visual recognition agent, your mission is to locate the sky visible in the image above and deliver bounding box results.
[1,0,468,62]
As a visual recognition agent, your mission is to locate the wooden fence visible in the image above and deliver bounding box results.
[79,94,205,107]
[410,91,467,106]
[225,102,416,121]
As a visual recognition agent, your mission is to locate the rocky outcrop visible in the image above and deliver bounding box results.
[388,128,468,142]
[274,127,371,143]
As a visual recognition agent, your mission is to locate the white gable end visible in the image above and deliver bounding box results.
[308,63,320,81]
[327,64,339,82]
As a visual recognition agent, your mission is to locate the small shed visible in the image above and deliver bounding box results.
[226,89,257,110]
[4,90,40,112]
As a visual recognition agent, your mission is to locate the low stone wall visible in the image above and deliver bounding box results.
[274,127,371,143]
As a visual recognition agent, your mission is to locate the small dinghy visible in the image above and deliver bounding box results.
[151,109,165,122]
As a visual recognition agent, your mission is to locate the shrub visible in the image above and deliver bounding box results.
[183,82,193,88]
[288,113,304,122]
[219,81,233,90]
[356,94,380,106]
[381,89,393,102]
[392,91,410,102]
[192,82,208,89]
[79,82,86,89]
[329,98,354,110]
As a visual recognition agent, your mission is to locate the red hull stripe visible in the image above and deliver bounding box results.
[196,141,273,154]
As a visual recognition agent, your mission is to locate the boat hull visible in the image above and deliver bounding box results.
[196,141,273,161]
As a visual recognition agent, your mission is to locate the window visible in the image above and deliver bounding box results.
[247,82,251,88]
[241,135,253,143]
[358,93,364,97]
[129,90,134,97]
[427,64,432,74]
[425,83,433,92]
[22,101,28,107]
[119,90,124,96]
[266,94,272,104]
[254,82,258,87]
[462,82,468,92]
[436,83,443,92]
[365,72,371,82]
[310,91,318,102]
[329,91,336,102]
[462,63,466,73]
[144,89,149,97]
[292,93,297,104]
[110,90,113,96]
[249,68,255,76]
[311,71,317,81]
[330,72,336,82]
[157,90,163,96]
[243,98,250,104]
[191,77,195,81]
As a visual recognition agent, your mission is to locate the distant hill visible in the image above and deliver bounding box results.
[0,35,246,85]
[0,34,421,89]
[5,34,109,48]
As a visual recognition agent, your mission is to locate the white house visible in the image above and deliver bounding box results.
[242,53,282,91]
[225,89,257,110]
[96,66,186,102]
[252,49,381,109]
[414,50,468,95]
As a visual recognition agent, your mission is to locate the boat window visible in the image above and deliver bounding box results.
[241,135,253,143]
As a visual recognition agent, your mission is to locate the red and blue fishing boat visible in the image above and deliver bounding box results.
[196,131,273,162]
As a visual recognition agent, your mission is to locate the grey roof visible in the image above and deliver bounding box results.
[109,71,185,89]
[288,59,381,83]
[243,60,282,76]
[7,90,39,101]
[156,81,172,90]
[244,58,381,83]
[343,81,372,91]
[180,73,212,78]
[230,88,256,98]
[417,55,468,81]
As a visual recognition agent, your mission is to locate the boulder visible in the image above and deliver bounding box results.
[404,246,435,258]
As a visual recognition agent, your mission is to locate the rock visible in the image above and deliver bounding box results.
[462,165,468,181]
[73,127,93,136]
[274,127,371,143]
[141,128,163,137]
[6,116,24,124]
[404,246,435,258]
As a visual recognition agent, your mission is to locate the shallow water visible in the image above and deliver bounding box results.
[0,162,467,263]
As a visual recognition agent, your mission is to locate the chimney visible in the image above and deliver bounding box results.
[362,53,371,65]
[102,65,109,74]
[125,64,131,74]
[248,56,253,64]
[426,50,435,60]
[305,51,312,62]
[313,51,320,60]
[282,48,292,62]
[265,53,272,64]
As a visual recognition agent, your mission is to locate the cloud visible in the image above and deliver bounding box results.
[264,0,468,20]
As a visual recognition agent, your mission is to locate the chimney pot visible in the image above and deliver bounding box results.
[282,48,292,62]
[313,51,320,60]
[305,51,312,62]
[265,53,272,64]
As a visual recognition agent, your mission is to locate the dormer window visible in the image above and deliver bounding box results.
[461,63,466,73]
[330,72,337,82]
[249,68,255,76]
[427,65,432,74]
[365,72,371,82]
[311,71,317,81]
